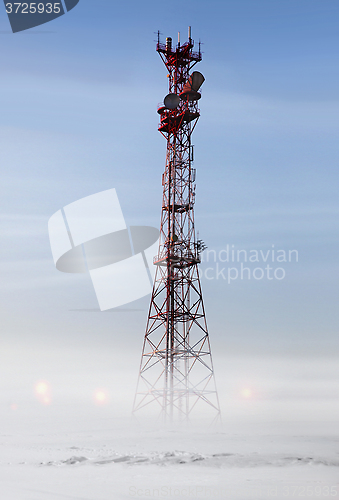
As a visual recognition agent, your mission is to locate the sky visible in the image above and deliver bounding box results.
[0,0,338,421]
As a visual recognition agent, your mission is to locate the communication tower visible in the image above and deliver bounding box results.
[133,28,221,422]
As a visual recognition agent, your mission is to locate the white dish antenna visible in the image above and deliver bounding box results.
[184,71,205,92]
[164,93,180,109]
[180,72,205,101]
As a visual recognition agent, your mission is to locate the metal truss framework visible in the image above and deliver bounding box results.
[133,30,221,423]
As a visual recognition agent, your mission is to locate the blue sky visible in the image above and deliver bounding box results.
[0,1,338,416]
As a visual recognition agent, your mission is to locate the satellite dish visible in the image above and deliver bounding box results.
[190,71,205,92]
[180,71,205,101]
[164,93,180,109]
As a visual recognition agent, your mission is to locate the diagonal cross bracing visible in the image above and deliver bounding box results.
[133,31,221,423]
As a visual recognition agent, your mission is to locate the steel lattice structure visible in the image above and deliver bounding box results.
[133,29,221,422]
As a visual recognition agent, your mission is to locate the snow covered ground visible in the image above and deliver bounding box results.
[1,350,338,499]
[1,411,338,500]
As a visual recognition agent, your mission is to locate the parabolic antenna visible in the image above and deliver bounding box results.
[164,93,180,109]
[180,71,205,101]
[190,71,205,91]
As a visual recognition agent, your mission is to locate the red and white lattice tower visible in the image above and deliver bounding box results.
[133,28,221,422]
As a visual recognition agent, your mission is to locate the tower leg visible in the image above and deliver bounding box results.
[133,31,221,423]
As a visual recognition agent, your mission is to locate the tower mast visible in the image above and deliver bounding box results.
[133,28,221,422]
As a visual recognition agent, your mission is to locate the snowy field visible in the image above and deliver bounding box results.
[1,350,338,500]
[1,410,338,499]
